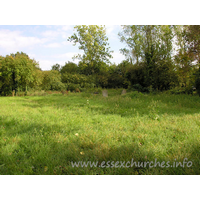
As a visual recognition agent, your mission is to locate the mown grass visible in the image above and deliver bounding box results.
[0,90,200,175]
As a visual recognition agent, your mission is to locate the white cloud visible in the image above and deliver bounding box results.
[41,26,72,39]
[0,29,47,53]
[41,30,60,38]
[110,51,125,64]
[44,42,61,48]
[61,25,73,31]
[54,52,83,61]
[40,26,73,45]
[62,41,71,46]
[105,25,115,34]
[105,25,120,40]
[38,60,57,71]
[61,33,71,40]
[27,53,37,59]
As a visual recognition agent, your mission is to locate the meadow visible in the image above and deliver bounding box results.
[0,89,200,175]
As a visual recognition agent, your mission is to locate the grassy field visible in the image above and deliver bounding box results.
[0,89,200,175]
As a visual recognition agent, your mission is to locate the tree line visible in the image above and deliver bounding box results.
[0,25,200,96]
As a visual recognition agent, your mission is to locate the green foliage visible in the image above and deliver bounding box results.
[125,62,146,88]
[130,84,150,93]
[42,70,65,91]
[150,59,179,91]
[168,87,189,95]
[60,62,79,74]
[106,64,124,88]
[96,74,109,88]
[61,72,96,91]
[183,25,200,63]
[125,90,144,98]
[0,52,40,96]
[51,63,61,71]
[119,26,176,91]
[173,25,199,89]
[68,25,113,75]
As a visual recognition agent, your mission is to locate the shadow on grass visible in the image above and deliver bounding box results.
[0,116,199,175]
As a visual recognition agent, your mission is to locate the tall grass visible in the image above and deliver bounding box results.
[0,90,199,174]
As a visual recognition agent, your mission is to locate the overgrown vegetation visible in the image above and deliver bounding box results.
[0,91,199,175]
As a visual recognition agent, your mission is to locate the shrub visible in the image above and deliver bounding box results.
[124,91,144,99]
[168,86,194,95]
[62,73,96,91]
[130,84,150,93]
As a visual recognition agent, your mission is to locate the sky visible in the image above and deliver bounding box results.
[0,25,127,70]
[0,1,197,71]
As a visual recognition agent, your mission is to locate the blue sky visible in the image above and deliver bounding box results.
[0,25,126,70]
[0,0,197,71]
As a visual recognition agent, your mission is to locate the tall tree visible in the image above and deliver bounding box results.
[60,62,79,75]
[173,26,196,87]
[0,52,40,95]
[184,25,200,63]
[119,25,143,65]
[183,25,200,94]
[119,25,175,90]
[119,25,174,65]
[68,25,113,75]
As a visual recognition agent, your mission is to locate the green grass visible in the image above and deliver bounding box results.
[0,90,200,174]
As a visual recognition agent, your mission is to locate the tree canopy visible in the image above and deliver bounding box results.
[68,25,113,75]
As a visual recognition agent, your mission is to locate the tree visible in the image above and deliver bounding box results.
[13,52,40,93]
[68,25,113,75]
[51,63,61,72]
[173,26,197,88]
[0,55,15,95]
[119,25,175,90]
[182,25,200,94]
[184,25,200,64]
[0,52,40,95]
[60,62,79,75]
[119,25,143,65]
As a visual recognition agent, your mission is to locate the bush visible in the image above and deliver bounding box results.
[42,70,64,91]
[51,81,66,91]
[124,91,144,99]
[66,83,79,92]
[129,84,150,93]
[168,86,194,95]
[89,87,102,94]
